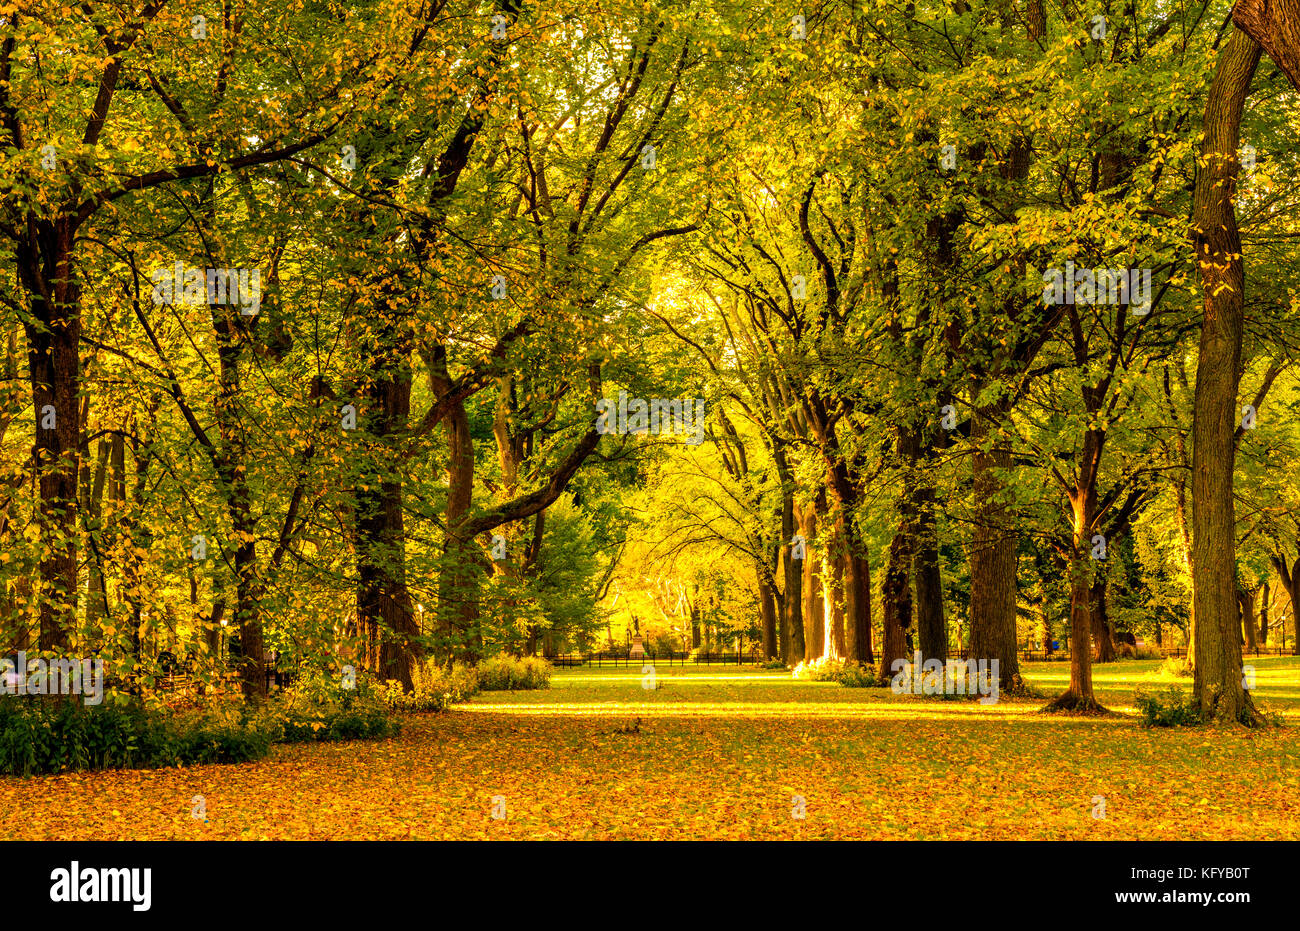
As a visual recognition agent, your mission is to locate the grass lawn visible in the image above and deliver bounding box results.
[3,657,1298,840]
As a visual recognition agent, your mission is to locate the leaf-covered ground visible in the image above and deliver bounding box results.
[4,658,1298,840]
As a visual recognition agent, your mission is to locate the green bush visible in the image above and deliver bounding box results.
[257,670,399,742]
[381,660,480,712]
[0,696,270,776]
[757,659,787,671]
[833,661,878,688]
[476,655,552,691]
[0,664,403,775]
[1133,685,1200,727]
[1156,656,1192,679]
[791,657,878,687]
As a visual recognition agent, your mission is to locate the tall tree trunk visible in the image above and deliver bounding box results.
[1172,471,1196,663]
[758,577,778,660]
[1091,578,1115,663]
[799,500,822,662]
[356,347,419,687]
[968,398,1020,690]
[1241,586,1258,653]
[17,218,83,650]
[775,445,803,663]
[83,438,111,627]
[1258,581,1269,644]
[913,480,946,665]
[433,356,483,665]
[825,551,845,660]
[823,461,870,662]
[879,526,912,680]
[1189,26,1262,723]
[691,583,701,650]
[1048,420,1108,711]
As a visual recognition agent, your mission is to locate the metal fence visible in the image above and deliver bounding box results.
[550,644,1298,669]
[549,650,764,668]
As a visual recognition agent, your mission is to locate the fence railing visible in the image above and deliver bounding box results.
[549,650,764,668]
[549,644,1298,669]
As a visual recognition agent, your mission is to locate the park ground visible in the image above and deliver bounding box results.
[3,658,1298,840]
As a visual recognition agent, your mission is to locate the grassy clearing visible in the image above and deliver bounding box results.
[4,657,1297,840]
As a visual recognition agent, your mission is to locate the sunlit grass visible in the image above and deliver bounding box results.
[466,656,1300,721]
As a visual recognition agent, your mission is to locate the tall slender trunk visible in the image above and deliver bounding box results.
[774,445,803,663]
[1091,579,1115,662]
[356,341,419,686]
[879,527,912,680]
[968,396,1020,690]
[758,577,778,660]
[799,501,822,662]
[432,348,483,665]
[1241,587,1258,653]
[17,217,83,649]
[1258,582,1269,644]
[1172,472,1196,661]
[1047,424,1105,711]
[826,551,845,660]
[1189,26,1262,723]
[913,479,946,665]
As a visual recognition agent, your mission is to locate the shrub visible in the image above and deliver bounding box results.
[476,655,552,691]
[757,659,787,671]
[791,657,839,682]
[256,670,398,743]
[834,661,878,688]
[381,660,479,712]
[0,696,270,776]
[792,657,878,687]
[1133,644,1162,660]
[1156,656,1192,679]
[1133,685,1200,727]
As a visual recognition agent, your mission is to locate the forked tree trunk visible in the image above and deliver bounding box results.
[1233,0,1300,92]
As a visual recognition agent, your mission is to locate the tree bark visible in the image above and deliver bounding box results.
[432,347,483,665]
[1091,579,1116,663]
[758,577,778,660]
[1258,581,1269,644]
[968,398,1020,690]
[17,218,83,650]
[799,501,823,662]
[1233,0,1300,92]
[879,526,913,680]
[774,445,803,664]
[1189,26,1262,723]
[1240,586,1258,652]
[356,327,419,687]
